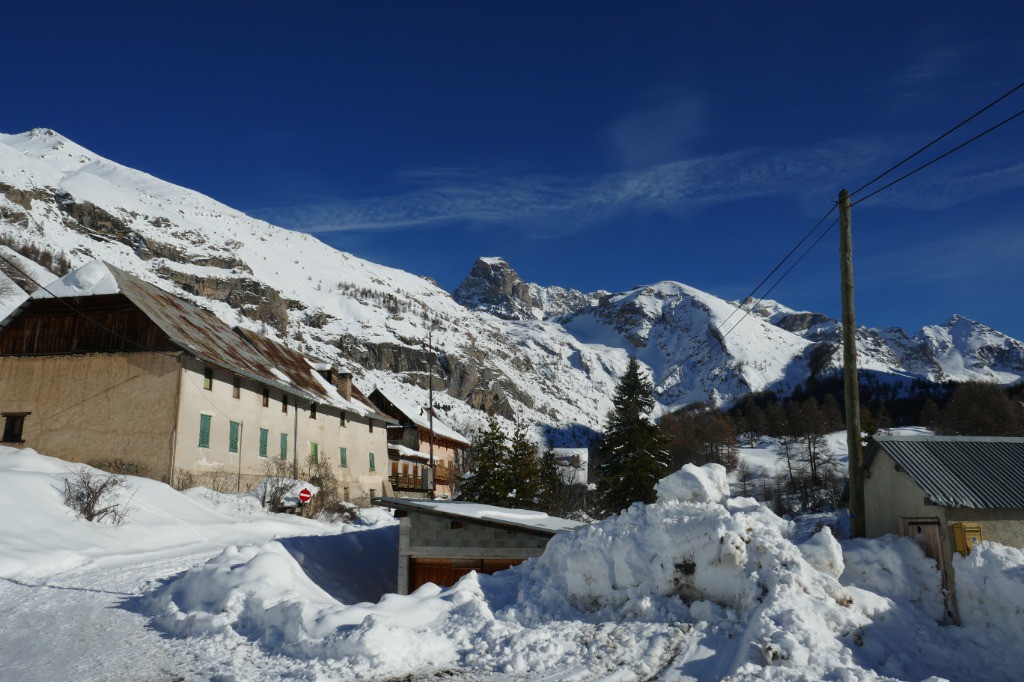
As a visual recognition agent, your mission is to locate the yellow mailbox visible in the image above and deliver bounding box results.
[952,523,983,556]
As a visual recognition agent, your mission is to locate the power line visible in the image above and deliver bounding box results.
[849,79,1024,198]
[852,104,1024,207]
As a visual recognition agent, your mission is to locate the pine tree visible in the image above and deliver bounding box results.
[595,357,670,515]
[536,447,562,514]
[458,413,511,504]
[506,422,541,507]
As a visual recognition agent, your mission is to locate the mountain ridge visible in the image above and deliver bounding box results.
[1,128,1022,445]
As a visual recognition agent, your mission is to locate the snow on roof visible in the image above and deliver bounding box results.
[375,498,583,535]
[386,443,430,462]
[373,388,468,445]
[31,260,119,298]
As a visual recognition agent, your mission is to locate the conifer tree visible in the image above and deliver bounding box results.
[536,446,562,514]
[595,357,670,515]
[506,422,541,507]
[458,413,511,504]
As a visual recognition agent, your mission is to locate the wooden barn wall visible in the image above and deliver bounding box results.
[0,295,176,355]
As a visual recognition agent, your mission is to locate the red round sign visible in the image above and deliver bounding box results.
[298,488,312,503]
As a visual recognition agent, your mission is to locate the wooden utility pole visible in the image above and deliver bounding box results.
[427,327,436,499]
[839,188,865,538]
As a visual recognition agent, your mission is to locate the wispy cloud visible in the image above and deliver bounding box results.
[254,132,1024,237]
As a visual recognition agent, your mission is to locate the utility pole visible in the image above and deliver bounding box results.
[426,326,436,499]
[839,188,865,538]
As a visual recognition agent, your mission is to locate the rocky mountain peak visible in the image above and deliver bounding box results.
[452,257,535,320]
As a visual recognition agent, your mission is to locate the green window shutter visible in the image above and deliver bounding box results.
[229,421,240,453]
[198,414,212,448]
[339,447,347,468]
[310,442,318,464]
[369,451,375,472]
[259,428,268,457]
[280,433,288,460]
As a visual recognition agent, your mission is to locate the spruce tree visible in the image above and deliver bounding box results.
[506,422,541,507]
[536,446,562,515]
[458,413,512,504]
[595,357,670,515]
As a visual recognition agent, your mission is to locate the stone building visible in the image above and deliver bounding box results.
[0,261,395,502]
[374,497,582,594]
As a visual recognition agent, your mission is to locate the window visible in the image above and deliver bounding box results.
[262,387,270,407]
[1,413,27,443]
[282,394,288,413]
[339,447,347,468]
[310,442,319,464]
[229,421,241,453]
[280,433,289,460]
[232,376,241,399]
[340,411,346,427]
[369,420,374,433]
[199,414,212,448]
[310,403,317,420]
[203,367,213,391]
[369,451,376,472]
[259,428,269,457]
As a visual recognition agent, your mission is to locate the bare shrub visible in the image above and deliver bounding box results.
[63,469,129,524]
[300,454,356,522]
[172,469,236,493]
[257,458,296,512]
[94,459,146,477]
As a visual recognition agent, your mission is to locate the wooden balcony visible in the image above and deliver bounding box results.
[389,474,430,492]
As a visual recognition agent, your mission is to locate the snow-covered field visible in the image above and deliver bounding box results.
[1,445,1022,681]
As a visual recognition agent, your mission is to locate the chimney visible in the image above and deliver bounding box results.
[336,371,353,401]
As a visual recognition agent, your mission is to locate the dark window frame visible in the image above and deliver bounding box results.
[203,367,214,391]
[1,412,29,443]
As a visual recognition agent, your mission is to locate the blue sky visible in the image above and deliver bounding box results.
[5,2,1024,339]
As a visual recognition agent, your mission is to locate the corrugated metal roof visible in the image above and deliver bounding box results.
[867,435,1024,509]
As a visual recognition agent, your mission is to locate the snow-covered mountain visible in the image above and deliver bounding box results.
[1,128,1021,445]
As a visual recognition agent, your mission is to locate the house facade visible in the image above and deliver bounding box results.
[864,434,1024,620]
[0,261,395,503]
[369,388,469,499]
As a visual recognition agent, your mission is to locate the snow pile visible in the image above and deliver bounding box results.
[31,259,119,298]
[840,534,945,621]
[656,461,730,504]
[148,541,468,677]
[955,541,1024,644]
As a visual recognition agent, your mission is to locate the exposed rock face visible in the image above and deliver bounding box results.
[156,268,291,334]
[453,256,603,321]
[453,257,536,320]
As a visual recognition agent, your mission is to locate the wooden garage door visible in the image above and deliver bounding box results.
[409,557,525,592]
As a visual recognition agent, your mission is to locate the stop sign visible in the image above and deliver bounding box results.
[298,488,312,503]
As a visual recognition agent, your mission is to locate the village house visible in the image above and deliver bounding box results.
[0,261,396,503]
[368,388,468,499]
[373,496,582,594]
[864,434,1024,619]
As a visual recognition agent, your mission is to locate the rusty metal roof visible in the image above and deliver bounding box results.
[105,263,392,420]
[867,435,1024,509]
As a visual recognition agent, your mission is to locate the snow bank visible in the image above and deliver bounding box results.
[955,541,1024,644]
[141,461,1024,680]
[841,535,945,621]
[0,446,365,580]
